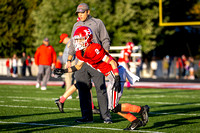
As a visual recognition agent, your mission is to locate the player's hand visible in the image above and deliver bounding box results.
[53,68,65,77]
[114,75,121,92]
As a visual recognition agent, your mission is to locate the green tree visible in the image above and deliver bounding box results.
[31,0,80,53]
[32,0,163,54]
[0,0,40,57]
[111,0,163,53]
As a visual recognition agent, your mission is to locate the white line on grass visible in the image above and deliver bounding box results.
[1,95,199,106]
[13,100,31,102]
[122,100,200,106]
[0,121,164,133]
[0,104,199,116]
[0,105,80,110]
[0,96,77,101]
[122,95,200,99]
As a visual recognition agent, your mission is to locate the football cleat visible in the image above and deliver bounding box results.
[140,105,150,126]
[124,119,143,130]
[55,99,64,113]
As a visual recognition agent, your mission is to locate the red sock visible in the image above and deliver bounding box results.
[118,112,137,122]
[127,81,130,87]
[122,103,141,113]
[59,96,66,103]
[91,102,94,109]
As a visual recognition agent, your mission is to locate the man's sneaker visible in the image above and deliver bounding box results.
[55,99,64,113]
[140,105,150,126]
[92,106,100,114]
[36,83,40,88]
[104,117,112,124]
[41,86,47,90]
[124,119,143,130]
[75,118,93,123]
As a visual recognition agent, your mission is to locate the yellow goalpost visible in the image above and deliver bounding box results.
[159,0,200,26]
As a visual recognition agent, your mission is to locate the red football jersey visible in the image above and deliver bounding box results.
[118,48,132,63]
[76,43,113,75]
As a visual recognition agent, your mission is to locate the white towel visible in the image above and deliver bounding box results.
[118,65,140,85]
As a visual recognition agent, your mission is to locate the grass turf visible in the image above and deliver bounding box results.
[0,84,200,133]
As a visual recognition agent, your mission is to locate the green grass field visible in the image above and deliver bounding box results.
[0,84,200,133]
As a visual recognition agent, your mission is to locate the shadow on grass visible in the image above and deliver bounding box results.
[149,106,200,117]
[0,111,127,132]
[144,116,200,130]
[143,105,200,130]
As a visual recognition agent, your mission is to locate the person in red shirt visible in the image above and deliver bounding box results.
[118,42,134,66]
[6,58,10,76]
[53,26,150,130]
[34,37,57,90]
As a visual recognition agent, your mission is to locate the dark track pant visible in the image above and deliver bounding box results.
[75,63,111,120]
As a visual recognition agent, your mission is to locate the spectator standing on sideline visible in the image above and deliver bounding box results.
[6,58,10,77]
[150,57,158,79]
[67,3,112,123]
[189,56,195,80]
[181,54,187,78]
[12,54,18,78]
[135,57,142,77]
[162,56,169,78]
[26,55,32,76]
[34,37,57,90]
[21,52,27,76]
[176,57,183,79]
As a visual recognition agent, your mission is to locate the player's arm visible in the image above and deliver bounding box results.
[66,55,73,68]
[103,55,121,92]
[103,55,119,76]
[66,60,84,73]
[53,61,84,77]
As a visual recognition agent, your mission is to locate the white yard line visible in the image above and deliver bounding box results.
[0,121,164,133]
[0,95,199,105]
[12,99,31,102]
[0,105,80,110]
[122,95,200,99]
[122,100,200,106]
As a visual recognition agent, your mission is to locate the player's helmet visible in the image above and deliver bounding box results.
[126,42,134,50]
[73,26,93,51]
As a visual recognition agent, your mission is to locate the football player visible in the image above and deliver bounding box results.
[54,26,150,130]
[118,42,135,87]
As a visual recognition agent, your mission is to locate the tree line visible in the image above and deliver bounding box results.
[0,0,200,58]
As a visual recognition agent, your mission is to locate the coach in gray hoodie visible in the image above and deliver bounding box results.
[67,3,112,123]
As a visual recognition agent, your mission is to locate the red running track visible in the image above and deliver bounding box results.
[0,80,200,90]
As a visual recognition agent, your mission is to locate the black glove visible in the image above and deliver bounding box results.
[53,68,65,77]
[114,75,121,93]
